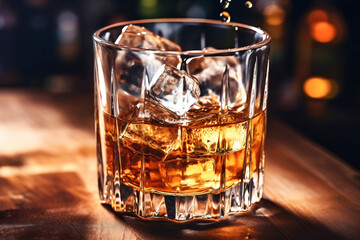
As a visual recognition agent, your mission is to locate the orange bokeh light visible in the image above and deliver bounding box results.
[311,21,337,43]
[307,9,328,24]
[264,5,285,26]
[303,77,338,99]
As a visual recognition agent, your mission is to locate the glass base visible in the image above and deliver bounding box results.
[99,171,263,221]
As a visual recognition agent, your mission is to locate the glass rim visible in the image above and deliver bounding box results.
[93,18,271,55]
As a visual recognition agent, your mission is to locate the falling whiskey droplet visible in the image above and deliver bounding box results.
[245,1,253,8]
[220,11,231,22]
[220,0,231,9]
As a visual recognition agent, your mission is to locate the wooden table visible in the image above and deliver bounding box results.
[0,90,359,240]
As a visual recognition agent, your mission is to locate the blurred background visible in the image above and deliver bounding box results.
[0,0,359,169]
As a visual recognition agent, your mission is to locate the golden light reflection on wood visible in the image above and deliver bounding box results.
[0,90,359,239]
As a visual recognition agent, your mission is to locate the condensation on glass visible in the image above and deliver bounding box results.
[93,19,271,221]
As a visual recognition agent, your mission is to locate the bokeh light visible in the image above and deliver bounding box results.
[310,21,337,43]
[139,0,158,16]
[264,4,285,26]
[307,9,327,24]
[0,7,17,29]
[57,11,79,61]
[57,11,78,42]
[303,76,338,99]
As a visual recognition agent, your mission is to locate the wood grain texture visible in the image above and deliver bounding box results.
[0,90,359,240]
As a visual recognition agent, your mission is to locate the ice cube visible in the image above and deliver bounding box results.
[149,64,201,117]
[115,51,146,96]
[183,95,249,155]
[115,24,181,69]
[114,25,182,112]
[158,157,218,190]
[145,98,182,124]
[181,119,248,155]
[187,47,246,111]
[119,119,179,160]
[186,93,220,124]
[115,25,181,51]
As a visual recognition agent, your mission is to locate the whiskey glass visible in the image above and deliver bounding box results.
[93,19,271,221]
